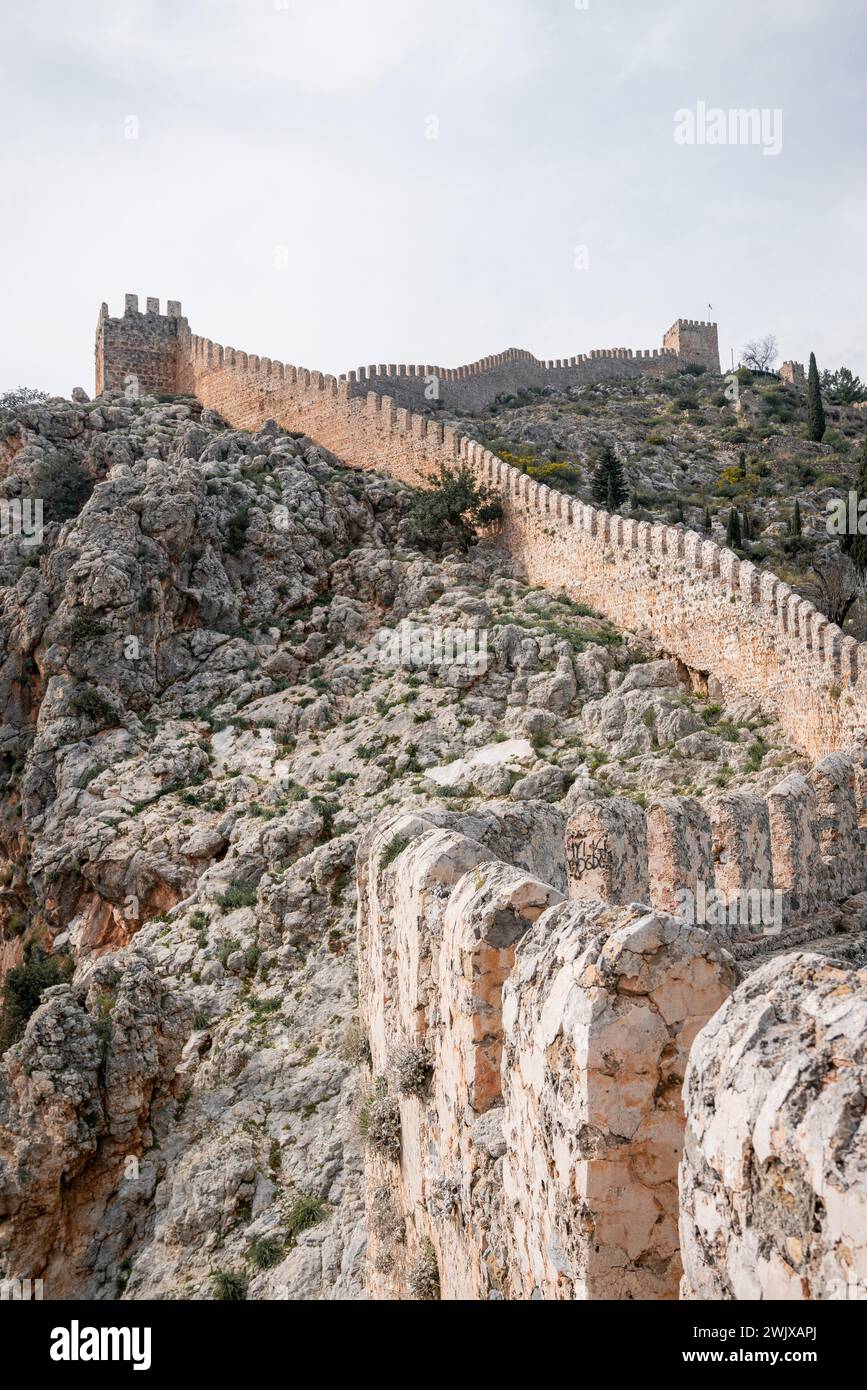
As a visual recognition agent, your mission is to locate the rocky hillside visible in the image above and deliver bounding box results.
[0,389,817,1299]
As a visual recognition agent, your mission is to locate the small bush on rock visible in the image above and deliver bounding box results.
[210,1270,248,1301]
[392,1040,433,1097]
[370,1186,405,1245]
[31,449,94,523]
[410,464,502,549]
[0,946,74,1052]
[247,1236,284,1270]
[341,1019,371,1066]
[0,386,50,410]
[381,835,409,872]
[407,1240,441,1301]
[284,1192,327,1244]
[359,1076,402,1158]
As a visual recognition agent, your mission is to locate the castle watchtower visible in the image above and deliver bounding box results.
[95,294,187,397]
[780,361,805,387]
[662,319,720,374]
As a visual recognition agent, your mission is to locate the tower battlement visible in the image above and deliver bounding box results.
[95,295,188,397]
[662,318,721,372]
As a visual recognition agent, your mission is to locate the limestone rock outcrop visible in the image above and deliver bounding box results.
[680,953,867,1300]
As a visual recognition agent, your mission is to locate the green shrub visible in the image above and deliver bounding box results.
[285,1193,327,1244]
[226,505,251,555]
[247,1236,284,1270]
[216,883,258,911]
[381,836,409,871]
[31,450,94,523]
[71,686,117,726]
[409,464,502,549]
[67,610,107,645]
[0,946,74,1052]
[210,1270,248,1301]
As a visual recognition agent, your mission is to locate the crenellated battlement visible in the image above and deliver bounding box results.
[93,295,864,757]
[662,317,720,373]
[780,359,806,386]
[95,295,718,413]
[357,747,867,1300]
[95,293,188,396]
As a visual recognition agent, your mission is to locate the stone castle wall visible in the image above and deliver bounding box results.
[92,299,867,1302]
[358,783,867,1301]
[96,296,715,409]
[565,746,867,929]
[94,297,867,760]
[356,806,737,1300]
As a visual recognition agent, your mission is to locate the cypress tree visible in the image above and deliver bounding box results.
[703,506,712,534]
[726,507,742,548]
[806,352,826,442]
[790,499,802,537]
[590,446,626,511]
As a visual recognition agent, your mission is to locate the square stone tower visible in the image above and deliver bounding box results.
[779,361,805,386]
[663,319,720,374]
[95,294,188,397]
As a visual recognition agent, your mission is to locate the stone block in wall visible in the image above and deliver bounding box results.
[358,817,503,1301]
[680,953,867,1300]
[647,797,713,916]
[358,809,563,1301]
[459,800,568,896]
[809,753,862,899]
[707,791,775,939]
[766,772,819,919]
[853,745,867,828]
[502,902,737,1300]
[357,813,496,1071]
[441,865,565,1116]
[565,797,648,905]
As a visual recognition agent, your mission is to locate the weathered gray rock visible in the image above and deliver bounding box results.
[680,953,867,1301]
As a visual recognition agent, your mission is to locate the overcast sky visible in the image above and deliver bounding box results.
[1,0,865,396]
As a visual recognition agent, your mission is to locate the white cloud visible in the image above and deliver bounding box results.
[6,0,550,99]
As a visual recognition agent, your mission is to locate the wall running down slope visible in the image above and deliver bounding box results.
[95,297,866,760]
